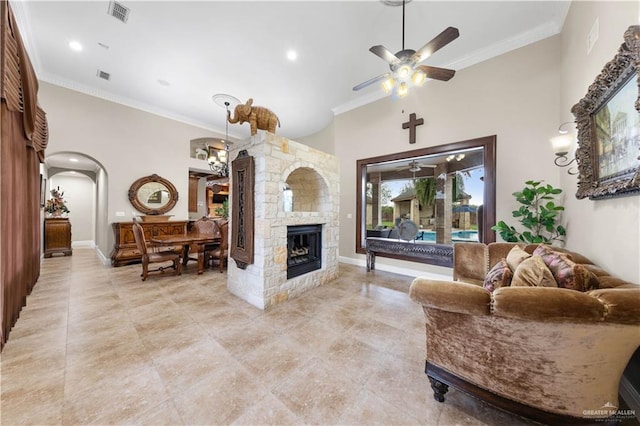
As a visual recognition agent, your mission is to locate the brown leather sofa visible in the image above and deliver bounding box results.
[409,242,640,424]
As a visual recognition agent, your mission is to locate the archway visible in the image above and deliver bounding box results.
[44,152,109,261]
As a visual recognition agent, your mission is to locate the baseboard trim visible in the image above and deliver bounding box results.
[620,375,640,421]
[95,247,110,266]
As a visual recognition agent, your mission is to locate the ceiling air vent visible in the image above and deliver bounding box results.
[97,70,111,81]
[107,1,129,23]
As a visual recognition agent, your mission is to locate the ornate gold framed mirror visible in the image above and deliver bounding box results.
[128,174,178,215]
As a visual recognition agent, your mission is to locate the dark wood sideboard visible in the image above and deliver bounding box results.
[44,218,73,258]
[110,220,188,266]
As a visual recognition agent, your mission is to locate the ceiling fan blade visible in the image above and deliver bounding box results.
[353,72,391,91]
[412,27,459,63]
[369,45,400,65]
[416,65,456,81]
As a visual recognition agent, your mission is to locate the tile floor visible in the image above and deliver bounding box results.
[0,248,536,425]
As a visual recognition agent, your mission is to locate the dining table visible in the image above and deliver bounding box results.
[150,233,220,274]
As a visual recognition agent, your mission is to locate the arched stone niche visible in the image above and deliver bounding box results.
[285,167,330,212]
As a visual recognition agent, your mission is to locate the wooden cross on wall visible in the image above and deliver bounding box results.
[402,113,424,144]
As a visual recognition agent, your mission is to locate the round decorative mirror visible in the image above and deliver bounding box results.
[128,174,178,215]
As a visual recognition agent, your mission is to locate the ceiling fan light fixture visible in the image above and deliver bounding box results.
[353,1,459,97]
[397,81,409,97]
[382,77,396,93]
[397,64,411,79]
[411,69,426,86]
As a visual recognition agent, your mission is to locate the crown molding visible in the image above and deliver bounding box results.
[9,0,42,73]
[39,72,246,140]
[448,20,563,71]
[332,12,566,116]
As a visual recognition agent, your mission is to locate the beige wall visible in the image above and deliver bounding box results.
[39,82,224,259]
[335,35,561,275]
[96,167,109,259]
[559,1,639,283]
[297,120,335,155]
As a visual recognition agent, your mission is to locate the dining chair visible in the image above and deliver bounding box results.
[132,221,182,281]
[187,217,220,267]
[208,219,228,273]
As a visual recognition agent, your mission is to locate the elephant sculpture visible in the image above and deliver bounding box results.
[227,98,280,136]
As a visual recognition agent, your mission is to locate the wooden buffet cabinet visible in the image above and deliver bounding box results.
[110,220,188,266]
[44,218,73,258]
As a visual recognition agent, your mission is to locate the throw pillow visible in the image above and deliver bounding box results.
[483,259,513,293]
[533,244,600,291]
[511,255,557,288]
[506,245,531,271]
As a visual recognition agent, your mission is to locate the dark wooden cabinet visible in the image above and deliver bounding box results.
[110,220,188,266]
[188,176,198,213]
[44,218,72,258]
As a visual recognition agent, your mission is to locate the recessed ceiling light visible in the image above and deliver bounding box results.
[69,158,79,162]
[286,50,297,61]
[69,41,83,52]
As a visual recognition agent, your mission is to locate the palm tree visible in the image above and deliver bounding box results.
[452,171,469,202]
[414,178,436,209]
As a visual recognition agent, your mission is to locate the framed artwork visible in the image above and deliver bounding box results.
[572,25,640,200]
[40,175,46,207]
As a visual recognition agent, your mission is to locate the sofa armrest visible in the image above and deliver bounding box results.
[492,287,605,323]
[410,278,490,316]
[588,287,640,324]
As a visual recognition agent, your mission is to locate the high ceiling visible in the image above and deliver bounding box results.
[12,0,569,142]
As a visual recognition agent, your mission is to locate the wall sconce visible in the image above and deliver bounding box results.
[550,122,578,175]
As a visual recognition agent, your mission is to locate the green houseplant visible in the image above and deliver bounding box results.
[214,199,228,219]
[491,180,565,244]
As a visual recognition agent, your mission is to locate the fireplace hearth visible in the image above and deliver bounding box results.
[287,224,322,279]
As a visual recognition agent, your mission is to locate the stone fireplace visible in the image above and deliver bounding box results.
[287,224,322,279]
[227,133,339,309]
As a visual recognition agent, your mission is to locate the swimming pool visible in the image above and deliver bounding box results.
[417,230,478,242]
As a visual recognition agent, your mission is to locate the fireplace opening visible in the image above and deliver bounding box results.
[287,224,322,279]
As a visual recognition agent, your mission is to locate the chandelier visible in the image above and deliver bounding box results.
[208,101,232,177]
[208,145,228,177]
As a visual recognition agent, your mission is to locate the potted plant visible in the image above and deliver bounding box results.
[491,180,565,245]
[214,199,228,219]
[44,186,71,217]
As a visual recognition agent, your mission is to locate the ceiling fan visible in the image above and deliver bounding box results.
[353,0,459,97]
[397,160,436,173]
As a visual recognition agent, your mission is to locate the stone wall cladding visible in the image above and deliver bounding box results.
[227,132,340,309]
